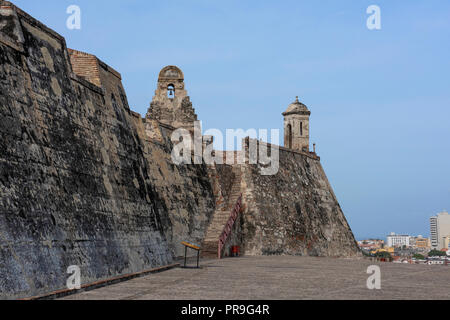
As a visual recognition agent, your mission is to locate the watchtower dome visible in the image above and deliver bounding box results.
[282,97,311,152]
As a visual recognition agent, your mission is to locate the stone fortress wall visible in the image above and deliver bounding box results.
[0,2,176,299]
[239,139,358,256]
[0,1,359,299]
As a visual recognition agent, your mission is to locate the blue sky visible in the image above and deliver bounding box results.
[12,0,450,240]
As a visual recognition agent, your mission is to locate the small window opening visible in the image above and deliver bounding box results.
[287,124,292,149]
[167,84,175,98]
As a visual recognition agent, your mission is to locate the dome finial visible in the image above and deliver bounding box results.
[295,96,299,102]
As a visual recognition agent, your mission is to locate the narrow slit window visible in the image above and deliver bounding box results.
[287,124,292,149]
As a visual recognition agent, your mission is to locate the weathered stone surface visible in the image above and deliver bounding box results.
[239,140,359,256]
[132,116,216,258]
[0,2,172,299]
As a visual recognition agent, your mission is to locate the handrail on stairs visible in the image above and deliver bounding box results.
[218,194,242,259]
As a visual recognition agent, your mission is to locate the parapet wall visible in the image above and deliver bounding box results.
[0,2,173,299]
[68,49,102,87]
[240,139,359,256]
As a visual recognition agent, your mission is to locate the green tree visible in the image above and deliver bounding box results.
[413,253,425,260]
[428,249,446,257]
[375,251,392,259]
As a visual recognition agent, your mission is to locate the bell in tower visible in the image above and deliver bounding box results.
[147,65,198,131]
[167,84,175,98]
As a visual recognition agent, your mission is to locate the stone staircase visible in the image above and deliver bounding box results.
[202,167,242,258]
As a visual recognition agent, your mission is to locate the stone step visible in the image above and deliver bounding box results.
[209,217,229,223]
[208,219,229,225]
[207,228,225,233]
[206,226,225,232]
[210,214,230,220]
[205,232,224,238]
[202,245,216,249]
[208,221,228,226]
[207,224,228,230]
[200,241,218,258]
[204,236,221,241]
[207,223,227,229]
[205,232,223,238]
[200,251,218,259]
[211,214,231,220]
[207,225,226,231]
[209,222,227,227]
[206,230,222,235]
[210,221,229,226]
[202,169,242,258]
[210,214,229,219]
[206,232,223,237]
[228,193,241,198]
[206,224,225,229]
[207,223,226,228]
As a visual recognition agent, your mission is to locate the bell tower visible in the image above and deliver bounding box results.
[147,65,197,131]
[282,97,311,152]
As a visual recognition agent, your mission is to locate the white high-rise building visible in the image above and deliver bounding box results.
[386,232,410,247]
[430,211,450,250]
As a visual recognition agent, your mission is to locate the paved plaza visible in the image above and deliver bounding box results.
[61,256,450,300]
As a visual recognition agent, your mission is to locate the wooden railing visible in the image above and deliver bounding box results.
[218,194,242,259]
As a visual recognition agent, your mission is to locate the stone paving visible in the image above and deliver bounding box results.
[61,256,450,300]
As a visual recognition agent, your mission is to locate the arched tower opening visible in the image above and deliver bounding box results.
[146,65,198,130]
[155,66,185,100]
[167,84,175,98]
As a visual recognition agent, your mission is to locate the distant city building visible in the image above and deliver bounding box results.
[414,236,429,249]
[386,232,410,247]
[430,211,450,250]
[357,239,384,252]
[443,236,450,250]
[408,235,429,250]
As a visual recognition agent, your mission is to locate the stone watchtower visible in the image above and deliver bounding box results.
[146,65,197,130]
[282,97,311,152]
